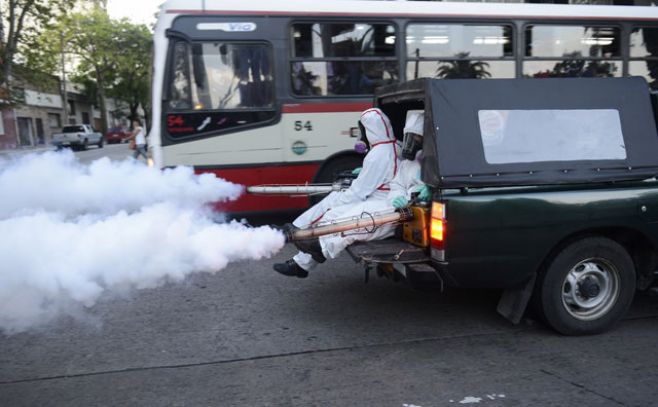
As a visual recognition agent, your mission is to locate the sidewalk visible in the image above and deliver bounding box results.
[0,145,57,158]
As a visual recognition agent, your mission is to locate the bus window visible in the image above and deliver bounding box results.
[405,24,514,80]
[168,41,274,110]
[169,42,192,110]
[523,25,621,78]
[290,23,398,96]
[165,40,275,138]
[629,27,658,90]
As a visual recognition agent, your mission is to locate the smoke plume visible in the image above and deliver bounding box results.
[0,151,285,333]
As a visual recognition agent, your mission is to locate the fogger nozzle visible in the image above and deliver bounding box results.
[247,179,353,196]
[287,208,414,241]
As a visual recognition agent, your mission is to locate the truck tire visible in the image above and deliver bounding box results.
[535,237,635,335]
[81,139,88,151]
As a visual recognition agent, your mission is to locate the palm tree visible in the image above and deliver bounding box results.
[536,52,617,78]
[435,52,491,79]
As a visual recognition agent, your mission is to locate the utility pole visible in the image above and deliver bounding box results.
[60,30,69,126]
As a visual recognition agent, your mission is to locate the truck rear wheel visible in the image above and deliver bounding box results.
[535,237,635,335]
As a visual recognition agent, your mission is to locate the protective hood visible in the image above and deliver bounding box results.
[401,110,424,160]
[360,108,394,146]
[403,110,424,136]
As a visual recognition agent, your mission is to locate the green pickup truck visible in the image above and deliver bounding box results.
[347,77,658,335]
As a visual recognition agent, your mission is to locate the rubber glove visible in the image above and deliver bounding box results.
[415,184,431,202]
[392,196,409,209]
[352,167,362,176]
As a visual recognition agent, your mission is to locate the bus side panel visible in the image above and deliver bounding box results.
[196,163,320,213]
[281,105,371,163]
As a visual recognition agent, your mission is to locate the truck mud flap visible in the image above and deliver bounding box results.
[496,273,537,325]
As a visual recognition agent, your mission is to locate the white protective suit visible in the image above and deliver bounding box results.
[293,108,399,271]
[318,110,426,260]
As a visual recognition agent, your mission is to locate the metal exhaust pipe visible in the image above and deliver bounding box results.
[289,208,414,241]
[247,179,353,196]
[247,184,336,195]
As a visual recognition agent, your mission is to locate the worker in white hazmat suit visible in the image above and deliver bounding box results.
[275,110,429,278]
[273,108,399,278]
[318,110,429,261]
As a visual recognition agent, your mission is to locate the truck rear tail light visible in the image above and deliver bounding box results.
[430,202,446,250]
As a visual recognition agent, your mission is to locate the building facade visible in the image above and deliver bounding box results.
[0,76,131,150]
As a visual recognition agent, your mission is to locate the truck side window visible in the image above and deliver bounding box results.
[478,109,626,164]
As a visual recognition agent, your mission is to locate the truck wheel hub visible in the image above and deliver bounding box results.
[561,258,620,321]
[577,277,601,299]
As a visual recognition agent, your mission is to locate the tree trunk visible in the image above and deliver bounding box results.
[129,102,139,122]
[97,70,109,134]
[143,106,151,131]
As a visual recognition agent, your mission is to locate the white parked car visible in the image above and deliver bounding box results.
[52,124,104,151]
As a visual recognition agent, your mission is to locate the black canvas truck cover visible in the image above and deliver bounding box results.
[380,77,658,188]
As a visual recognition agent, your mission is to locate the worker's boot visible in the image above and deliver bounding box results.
[273,259,308,278]
[294,237,326,263]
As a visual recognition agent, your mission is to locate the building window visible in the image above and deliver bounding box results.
[629,27,658,90]
[68,100,76,115]
[406,24,515,80]
[290,22,398,96]
[48,113,61,128]
[523,25,622,78]
[81,112,90,124]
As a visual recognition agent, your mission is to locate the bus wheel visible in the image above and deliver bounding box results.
[310,155,363,205]
[535,237,635,335]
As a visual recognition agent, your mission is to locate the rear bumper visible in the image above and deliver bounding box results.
[346,239,445,288]
[53,137,83,146]
[345,239,534,289]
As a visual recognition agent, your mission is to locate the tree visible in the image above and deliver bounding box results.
[110,21,152,125]
[532,52,617,78]
[65,10,121,133]
[435,52,491,79]
[0,0,75,106]
[29,9,152,131]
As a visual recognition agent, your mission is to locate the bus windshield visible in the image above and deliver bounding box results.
[168,41,273,111]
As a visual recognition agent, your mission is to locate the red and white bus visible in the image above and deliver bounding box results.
[150,0,658,214]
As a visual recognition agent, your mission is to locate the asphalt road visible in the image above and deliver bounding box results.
[1,147,658,406]
[0,142,136,164]
[73,142,139,164]
[1,242,658,407]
